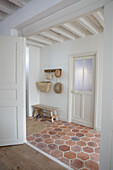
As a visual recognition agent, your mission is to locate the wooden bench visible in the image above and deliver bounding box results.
[32,104,59,122]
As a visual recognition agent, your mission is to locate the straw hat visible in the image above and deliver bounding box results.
[54,69,61,78]
[54,82,64,94]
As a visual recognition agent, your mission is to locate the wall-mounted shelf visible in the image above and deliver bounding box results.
[44,68,62,78]
[44,68,62,73]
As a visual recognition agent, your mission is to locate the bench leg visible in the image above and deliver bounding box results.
[50,111,54,122]
[33,109,38,118]
[54,110,58,121]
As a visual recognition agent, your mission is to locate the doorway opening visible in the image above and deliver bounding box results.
[71,54,95,128]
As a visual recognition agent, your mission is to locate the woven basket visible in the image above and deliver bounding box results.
[37,81,51,93]
[54,82,64,94]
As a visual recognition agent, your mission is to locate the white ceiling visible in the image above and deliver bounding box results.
[0,0,32,22]
[27,7,104,48]
[0,0,104,48]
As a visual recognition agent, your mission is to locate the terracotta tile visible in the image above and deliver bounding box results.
[71,159,84,169]
[48,144,58,150]
[54,128,62,131]
[52,125,58,128]
[60,126,67,129]
[59,145,70,152]
[68,126,75,129]
[91,138,101,143]
[41,148,51,154]
[62,121,67,123]
[58,132,66,136]
[49,131,56,135]
[82,137,90,142]
[41,130,47,134]
[40,119,47,122]
[77,141,86,146]
[55,140,64,145]
[46,128,53,131]
[51,150,63,158]
[76,126,83,130]
[65,123,72,126]
[61,136,70,140]
[79,125,85,128]
[27,136,34,141]
[72,129,79,133]
[86,133,94,138]
[51,135,60,139]
[37,143,47,149]
[64,151,76,159]
[66,140,76,146]
[71,137,80,141]
[71,145,81,152]
[47,125,52,127]
[67,132,75,136]
[83,146,94,153]
[84,127,92,130]
[76,133,84,137]
[77,152,89,160]
[33,133,41,138]
[42,134,50,139]
[35,138,43,143]
[56,122,64,125]
[91,153,100,162]
[63,128,71,132]
[58,157,69,166]
[95,147,100,153]
[74,124,80,127]
[85,160,99,170]
[45,139,54,144]
[95,134,101,138]
[81,130,88,133]
[29,120,101,170]
[89,130,98,134]
[88,142,97,147]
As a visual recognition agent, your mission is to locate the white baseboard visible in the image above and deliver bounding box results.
[71,118,93,128]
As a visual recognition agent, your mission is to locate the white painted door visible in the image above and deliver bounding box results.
[0,36,26,146]
[72,55,95,128]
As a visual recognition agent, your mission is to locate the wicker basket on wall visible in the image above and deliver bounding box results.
[36,81,51,93]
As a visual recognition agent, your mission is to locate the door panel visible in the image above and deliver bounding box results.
[0,36,26,146]
[84,95,93,122]
[0,40,17,83]
[0,107,17,140]
[72,93,82,119]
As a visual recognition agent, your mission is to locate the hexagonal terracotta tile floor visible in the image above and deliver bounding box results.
[27,118,100,170]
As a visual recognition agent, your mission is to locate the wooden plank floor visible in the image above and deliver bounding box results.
[0,144,67,170]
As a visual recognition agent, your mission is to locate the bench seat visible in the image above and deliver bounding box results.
[32,104,59,122]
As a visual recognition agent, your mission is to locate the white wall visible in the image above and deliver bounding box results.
[26,45,40,117]
[40,33,103,130]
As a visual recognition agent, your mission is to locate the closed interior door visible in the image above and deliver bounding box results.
[0,36,26,146]
[72,56,95,128]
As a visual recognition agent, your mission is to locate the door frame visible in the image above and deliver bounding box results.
[68,51,98,130]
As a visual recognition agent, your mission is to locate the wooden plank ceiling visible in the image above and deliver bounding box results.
[27,8,104,48]
[0,1,104,48]
[0,0,32,22]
